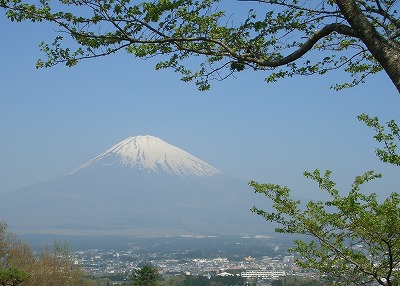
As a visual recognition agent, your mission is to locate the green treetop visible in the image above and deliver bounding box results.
[0,268,29,286]
[130,265,160,286]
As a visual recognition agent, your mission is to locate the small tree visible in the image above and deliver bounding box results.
[251,115,400,286]
[130,265,160,286]
[0,268,29,286]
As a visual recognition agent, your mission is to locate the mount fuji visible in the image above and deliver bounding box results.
[67,135,223,178]
[0,136,266,236]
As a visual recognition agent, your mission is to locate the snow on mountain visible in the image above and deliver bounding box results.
[0,135,268,235]
[67,135,223,178]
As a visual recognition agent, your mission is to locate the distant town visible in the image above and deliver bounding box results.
[29,234,322,285]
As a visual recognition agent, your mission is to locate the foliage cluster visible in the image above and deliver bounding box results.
[163,273,245,286]
[251,116,400,286]
[271,275,324,286]
[130,265,160,286]
[0,267,29,286]
[0,222,95,286]
[0,0,399,91]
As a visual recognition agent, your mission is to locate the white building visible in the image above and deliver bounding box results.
[241,270,286,279]
[217,272,234,277]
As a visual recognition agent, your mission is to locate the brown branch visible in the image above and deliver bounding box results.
[238,23,357,67]
[239,0,340,15]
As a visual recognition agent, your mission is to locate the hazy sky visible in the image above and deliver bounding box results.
[0,11,399,200]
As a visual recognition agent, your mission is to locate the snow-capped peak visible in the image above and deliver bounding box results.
[66,135,223,177]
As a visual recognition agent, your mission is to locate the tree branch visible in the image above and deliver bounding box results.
[238,23,357,67]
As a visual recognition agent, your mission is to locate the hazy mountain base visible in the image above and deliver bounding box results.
[1,164,268,236]
[20,233,292,254]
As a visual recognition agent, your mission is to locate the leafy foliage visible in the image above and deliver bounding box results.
[0,221,95,286]
[1,0,399,91]
[161,274,245,286]
[0,267,29,286]
[250,116,400,286]
[271,275,324,286]
[358,114,400,166]
[130,265,160,286]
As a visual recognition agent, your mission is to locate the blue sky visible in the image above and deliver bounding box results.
[0,12,399,201]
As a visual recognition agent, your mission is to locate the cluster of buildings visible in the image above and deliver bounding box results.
[70,246,300,281]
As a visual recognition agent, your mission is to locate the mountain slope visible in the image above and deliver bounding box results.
[0,136,266,236]
[67,135,222,178]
